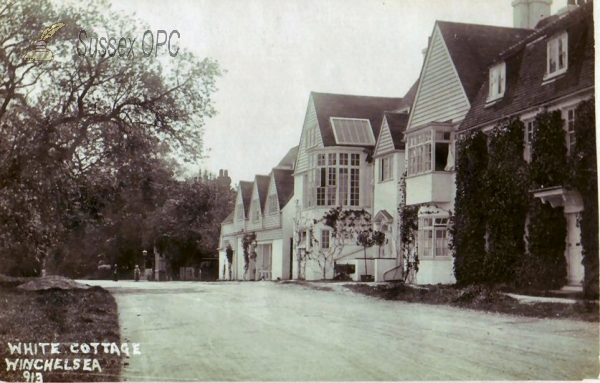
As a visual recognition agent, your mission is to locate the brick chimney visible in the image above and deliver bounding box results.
[512,0,552,29]
[217,169,231,189]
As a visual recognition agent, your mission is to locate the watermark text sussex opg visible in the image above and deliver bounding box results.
[77,30,180,58]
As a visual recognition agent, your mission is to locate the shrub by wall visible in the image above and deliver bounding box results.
[451,131,489,285]
[484,118,529,284]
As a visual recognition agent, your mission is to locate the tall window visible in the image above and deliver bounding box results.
[524,120,535,162]
[267,194,278,214]
[252,199,260,223]
[379,156,392,182]
[547,32,568,78]
[488,62,506,101]
[407,130,452,175]
[236,203,244,220]
[419,217,449,258]
[312,152,360,207]
[321,229,330,249]
[566,108,576,155]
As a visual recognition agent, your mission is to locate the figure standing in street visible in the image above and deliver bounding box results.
[113,264,118,281]
[134,265,141,281]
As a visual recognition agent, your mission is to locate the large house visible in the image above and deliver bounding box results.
[218,147,297,281]
[459,0,594,288]
[219,0,595,291]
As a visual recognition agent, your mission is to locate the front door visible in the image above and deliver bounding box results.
[566,213,584,286]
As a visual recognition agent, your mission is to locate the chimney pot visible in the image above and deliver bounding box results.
[219,169,223,177]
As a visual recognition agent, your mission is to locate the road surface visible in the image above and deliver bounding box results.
[84,280,599,381]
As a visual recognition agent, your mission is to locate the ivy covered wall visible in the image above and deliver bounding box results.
[452,98,596,294]
[571,98,598,298]
[451,131,488,285]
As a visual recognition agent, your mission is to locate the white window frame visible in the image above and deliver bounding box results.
[487,61,506,102]
[320,229,330,249]
[251,199,260,223]
[407,129,452,176]
[311,152,361,207]
[267,194,278,214]
[379,155,393,182]
[565,108,576,155]
[546,32,568,79]
[418,217,449,258]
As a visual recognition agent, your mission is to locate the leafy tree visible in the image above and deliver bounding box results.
[0,0,222,276]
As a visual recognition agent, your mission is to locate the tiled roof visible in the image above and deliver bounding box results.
[437,21,532,103]
[275,146,299,169]
[221,211,234,224]
[255,175,270,212]
[383,112,410,150]
[311,92,404,147]
[272,169,294,209]
[461,3,594,132]
[239,181,253,216]
[396,79,419,111]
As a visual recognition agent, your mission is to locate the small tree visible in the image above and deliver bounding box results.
[312,207,371,280]
[225,244,234,280]
[356,229,375,277]
[373,231,387,258]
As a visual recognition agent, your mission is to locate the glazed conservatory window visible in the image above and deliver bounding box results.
[419,217,449,258]
[313,152,361,207]
[547,32,568,78]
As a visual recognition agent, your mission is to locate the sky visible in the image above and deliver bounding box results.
[103,0,570,185]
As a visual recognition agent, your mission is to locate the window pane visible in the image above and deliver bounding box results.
[435,142,450,171]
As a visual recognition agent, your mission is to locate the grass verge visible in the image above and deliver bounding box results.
[0,282,121,382]
[345,283,599,322]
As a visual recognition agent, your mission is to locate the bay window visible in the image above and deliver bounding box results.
[407,128,452,176]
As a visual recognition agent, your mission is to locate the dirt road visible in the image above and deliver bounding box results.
[85,280,599,381]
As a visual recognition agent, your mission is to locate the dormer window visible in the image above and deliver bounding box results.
[546,32,568,78]
[488,62,506,102]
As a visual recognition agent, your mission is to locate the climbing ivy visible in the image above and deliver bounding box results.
[570,97,598,298]
[241,231,256,280]
[520,110,567,290]
[451,131,489,285]
[484,117,530,284]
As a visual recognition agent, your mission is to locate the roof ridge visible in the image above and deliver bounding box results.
[437,19,532,32]
[311,91,403,100]
[495,2,593,63]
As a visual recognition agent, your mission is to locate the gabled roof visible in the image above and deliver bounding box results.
[275,146,299,169]
[383,112,409,150]
[460,3,594,132]
[221,211,234,224]
[255,175,270,212]
[311,92,404,147]
[272,169,294,209]
[436,21,532,103]
[239,181,253,216]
